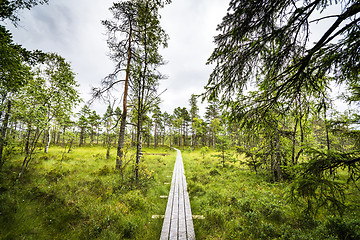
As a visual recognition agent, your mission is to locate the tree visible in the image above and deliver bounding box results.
[205,0,360,182]
[216,132,231,168]
[37,53,80,153]
[189,94,199,150]
[152,106,162,148]
[88,110,101,144]
[130,0,168,180]
[205,100,220,147]
[12,53,79,176]
[103,104,114,159]
[95,1,138,170]
[96,0,169,178]
[0,0,57,170]
[206,0,359,107]
[77,105,91,147]
[163,112,173,148]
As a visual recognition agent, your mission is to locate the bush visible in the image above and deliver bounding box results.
[325,216,360,240]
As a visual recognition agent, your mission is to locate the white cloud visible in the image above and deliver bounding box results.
[6,0,229,117]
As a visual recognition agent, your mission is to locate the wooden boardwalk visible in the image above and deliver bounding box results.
[160,149,195,240]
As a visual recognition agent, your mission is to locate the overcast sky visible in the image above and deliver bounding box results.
[6,0,228,117]
[6,0,352,118]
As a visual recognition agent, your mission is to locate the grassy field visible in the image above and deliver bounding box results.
[181,148,360,240]
[0,145,175,239]
[1,145,360,239]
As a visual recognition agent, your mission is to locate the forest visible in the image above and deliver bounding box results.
[1,0,360,239]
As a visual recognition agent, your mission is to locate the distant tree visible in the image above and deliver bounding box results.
[193,117,207,147]
[189,94,199,150]
[77,105,91,147]
[103,104,114,159]
[216,133,231,168]
[205,100,220,147]
[88,110,101,144]
[173,107,190,147]
[152,106,162,149]
[163,112,173,148]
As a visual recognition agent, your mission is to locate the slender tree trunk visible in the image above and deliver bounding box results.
[135,117,143,181]
[272,130,282,181]
[324,111,330,151]
[0,100,11,168]
[19,128,43,178]
[56,131,60,144]
[52,125,56,143]
[295,112,304,165]
[291,118,298,165]
[154,119,157,149]
[97,128,99,144]
[44,127,51,153]
[25,124,32,155]
[169,127,172,149]
[106,121,111,159]
[68,139,73,153]
[90,125,94,143]
[79,128,84,147]
[116,24,132,171]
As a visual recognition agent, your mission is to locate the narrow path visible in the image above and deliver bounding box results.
[160,149,195,240]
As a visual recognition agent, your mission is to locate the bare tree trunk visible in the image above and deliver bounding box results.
[154,119,157,149]
[25,124,32,155]
[135,117,143,180]
[68,139,73,153]
[97,128,99,144]
[169,127,172,150]
[271,130,282,181]
[116,24,132,171]
[0,100,11,168]
[79,128,85,147]
[19,128,43,178]
[45,127,51,153]
[106,121,111,159]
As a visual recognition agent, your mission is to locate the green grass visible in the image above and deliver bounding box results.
[0,144,176,239]
[1,145,360,239]
[181,148,360,240]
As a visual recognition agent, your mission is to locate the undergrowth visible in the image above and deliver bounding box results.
[0,145,175,239]
[1,145,360,239]
[182,148,360,240]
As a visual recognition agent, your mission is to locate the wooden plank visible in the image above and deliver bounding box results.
[169,160,179,240]
[184,177,195,240]
[160,154,177,240]
[181,150,195,240]
[160,148,195,240]
[178,163,187,240]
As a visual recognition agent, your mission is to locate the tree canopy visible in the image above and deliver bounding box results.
[206,0,359,109]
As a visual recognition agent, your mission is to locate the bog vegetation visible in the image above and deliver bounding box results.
[1,0,360,239]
